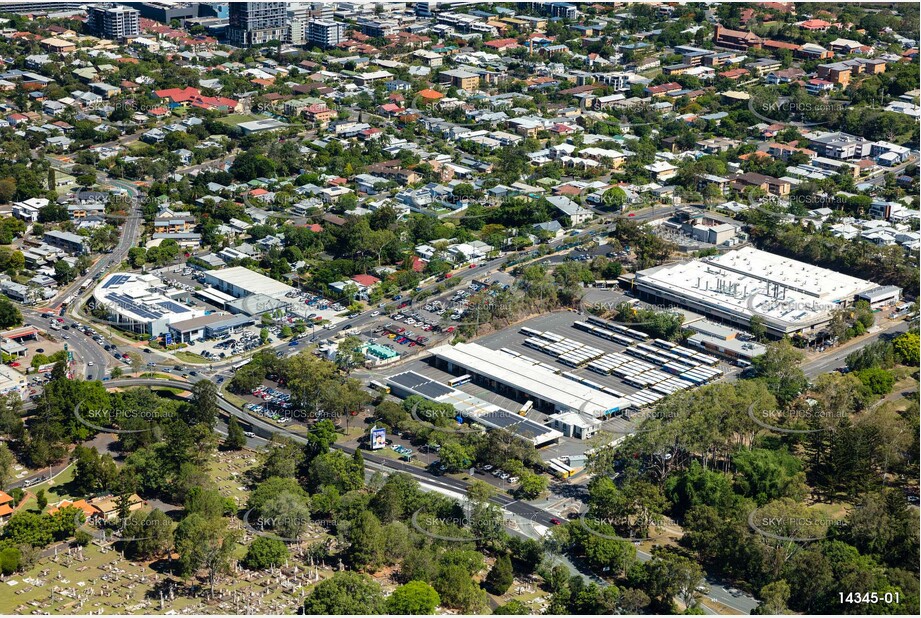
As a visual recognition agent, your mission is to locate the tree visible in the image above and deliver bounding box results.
[751,340,808,404]
[386,581,441,614]
[247,476,310,516]
[242,536,290,570]
[494,599,530,614]
[185,487,230,519]
[345,510,384,570]
[127,247,146,268]
[260,490,311,541]
[174,513,238,596]
[732,448,805,505]
[190,380,218,427]
[336,335,365,372]
[640,552,704,611]
[892,332,919,367]
[53,260,76,284]
[308,450,363,493]
[72,446,118,495]
[855,367,895,395]
[224,417,247,450]
[437,441,471,472]
[434,564,489,613]
[0,443,16,488]
[0,298,23,328]
[749,315,766,341]
[302,571,385,615]
[0,547,20,575]
[483,553,514,595]
[35,489,47,511]
[124,509,174,559]
[754,580,791,615]
[516,471,548,499]
[601,186,627,210]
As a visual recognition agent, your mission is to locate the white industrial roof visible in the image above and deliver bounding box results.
[205,266,295,298]
[707,246,875,300]
[636,247,879,329]
[429,342,629,417]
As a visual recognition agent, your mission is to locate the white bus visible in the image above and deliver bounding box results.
[519,400,534,415]
[369,380,391,394]
[448,374,471,387]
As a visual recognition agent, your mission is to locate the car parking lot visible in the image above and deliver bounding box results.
[242,381,297,425]
[282,289,349,325]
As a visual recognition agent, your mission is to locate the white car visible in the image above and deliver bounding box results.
[87,362,94,366]
[371,311,380,316]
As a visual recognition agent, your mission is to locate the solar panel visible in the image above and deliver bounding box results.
[389,372,430,390]
[110,293,162,320]
[416,381,454,400]
[102,274,129,289]
[157,301,190,313]
[479,411,547,439]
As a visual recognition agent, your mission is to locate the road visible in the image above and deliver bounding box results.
[100,377,759,614]
[802,319,910,377]
[863,157,915,186]
[48,175,143,309]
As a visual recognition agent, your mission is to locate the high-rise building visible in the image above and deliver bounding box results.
[227,2,287,47]
[86,4,140,40]
[307,19,347,49]
[308,1,334,20]
[287,2,310,45]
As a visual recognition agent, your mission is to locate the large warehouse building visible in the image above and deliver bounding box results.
[202,266,295,316]
[428,342,630,418]
[386,371,564,447]
[203,266,295,299]
[93,273,206,337]
[634,247,896,338]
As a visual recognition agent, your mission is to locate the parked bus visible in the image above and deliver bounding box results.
[369,380,391,394]
[519,400,534,415]
[448,374,471,387]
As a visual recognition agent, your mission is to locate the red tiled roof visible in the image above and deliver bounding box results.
[154,86,238,110]
[351,274,380,287]
[417,88,444,100]
[800,19,832,29]
[484,38,519,49]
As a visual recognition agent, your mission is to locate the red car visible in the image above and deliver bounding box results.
[550,518,563,525]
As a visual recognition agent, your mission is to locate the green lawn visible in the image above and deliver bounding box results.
[219,113,264,127]
[19,463,75,511]
[173,351,210,364]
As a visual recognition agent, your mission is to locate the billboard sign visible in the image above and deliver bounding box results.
[370,426,386,450]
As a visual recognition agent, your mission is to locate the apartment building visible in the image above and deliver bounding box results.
[86,5,140,41]
[306,19,346,49]
[227,2,287,47]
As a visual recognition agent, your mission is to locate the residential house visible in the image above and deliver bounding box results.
[545,195,592,225]
[731,171,791,197]
[644,160,678,182]
[713,25,763,51]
